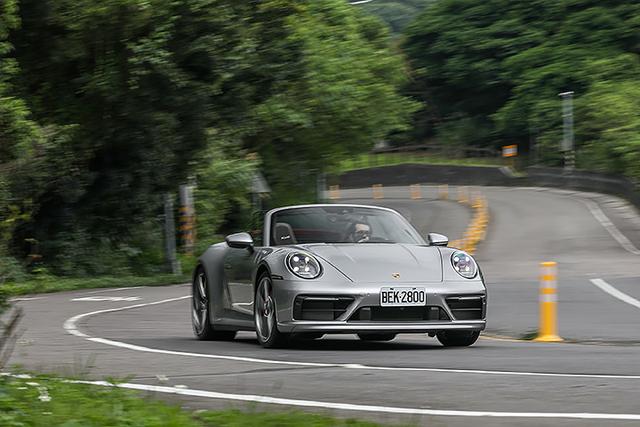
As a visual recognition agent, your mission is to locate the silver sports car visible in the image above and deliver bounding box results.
[192,204,487,348]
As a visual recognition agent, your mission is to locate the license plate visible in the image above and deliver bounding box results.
[380,287,426,307]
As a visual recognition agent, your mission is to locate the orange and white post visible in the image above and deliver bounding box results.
[409,184,422,200]
[328,185,341,200]
[372,184,384,199]
[534,261,563,342]
[438,184,449,200]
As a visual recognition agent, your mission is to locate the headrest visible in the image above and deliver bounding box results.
[275,222,297,245]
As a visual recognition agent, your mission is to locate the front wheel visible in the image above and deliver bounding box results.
[192,267,236,341]
[436,330,480,347]
[254,274,290,348]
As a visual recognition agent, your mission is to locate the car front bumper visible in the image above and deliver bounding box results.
[278,320,486,334]
[273,278,487,334]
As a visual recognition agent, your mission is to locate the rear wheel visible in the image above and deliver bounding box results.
[357,333,396,342]
[254,274,290,348]
[436,330,480,347]
[192,267,236,341]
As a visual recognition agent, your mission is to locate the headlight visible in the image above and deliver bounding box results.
[286,252,322,279]
[451,251,477,279]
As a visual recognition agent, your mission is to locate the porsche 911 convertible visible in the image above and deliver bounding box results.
[192,204,487,348]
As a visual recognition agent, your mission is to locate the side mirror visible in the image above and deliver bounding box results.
[427,233,449,247]
[225,232,254,250]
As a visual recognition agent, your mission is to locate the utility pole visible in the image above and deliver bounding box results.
[164,193,181,275]
[559,91,575,172]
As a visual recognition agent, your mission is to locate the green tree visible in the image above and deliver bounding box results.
[247,0,418,204]
[360,0,435,34]
[0,0,39,281]
[3,0,416,274]
[404,0,640,182]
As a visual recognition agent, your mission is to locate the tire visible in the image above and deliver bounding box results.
[436,330,480,347]
[357,333,396,342]
[254,273,290,348]
[192,267,236,341]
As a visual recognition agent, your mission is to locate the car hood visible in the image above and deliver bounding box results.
[301,244,442,283]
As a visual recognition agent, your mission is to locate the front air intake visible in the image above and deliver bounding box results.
[445,295,485,320]
[293,296,354,321]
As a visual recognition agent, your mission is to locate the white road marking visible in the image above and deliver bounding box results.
[582,199,640,255]
[4,372,640,420]
[84,286,145,294]
[63,296,191,338]
[590,279,640,310]
[71,296,141,302]
[60,380,640,420]
[63,296,640,380]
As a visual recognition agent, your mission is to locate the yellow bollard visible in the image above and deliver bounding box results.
[372,184,384,199]
[409,184,422,200]
[534,262,563,342]
[438,184,449,200]
[329,185,340,200]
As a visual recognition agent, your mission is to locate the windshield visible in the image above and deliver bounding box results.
[270,206,424,246]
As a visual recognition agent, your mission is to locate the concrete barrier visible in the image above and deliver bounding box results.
[527,166,640,208]
[334,164,518,189]
[331,163,639,208]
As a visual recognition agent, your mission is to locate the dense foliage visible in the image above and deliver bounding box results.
[360,0,435,34]
[0,0,415,277]
[404,0,640,181]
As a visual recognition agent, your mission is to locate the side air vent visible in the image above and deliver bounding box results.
[293,296,354,321]
[445,295,485,320]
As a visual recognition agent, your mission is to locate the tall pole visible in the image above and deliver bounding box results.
[164,193,181,275]
[559,91,575,172]
[179,184,195,255]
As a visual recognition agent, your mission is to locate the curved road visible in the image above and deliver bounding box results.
[11,185,640,426]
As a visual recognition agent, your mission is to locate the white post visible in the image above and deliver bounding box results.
[559,91,575,171]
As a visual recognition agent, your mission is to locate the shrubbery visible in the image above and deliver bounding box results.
[0,0,414,279]
[404,0,640,183]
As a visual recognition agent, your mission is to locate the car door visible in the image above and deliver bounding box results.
[224,246,257,317]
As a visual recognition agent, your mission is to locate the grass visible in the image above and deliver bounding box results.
[331,152,504,175]
[2,273,190,297]
[0,374,385,427]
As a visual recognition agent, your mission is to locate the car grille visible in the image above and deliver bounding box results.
[348,306,450,322]
[445,295,485,320]
[293,296,354,321]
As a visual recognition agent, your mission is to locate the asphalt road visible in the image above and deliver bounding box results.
[10,185,640,426]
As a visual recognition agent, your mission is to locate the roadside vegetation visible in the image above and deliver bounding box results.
[1,0,416,290]
[2,273,190,297]
[403,0,640,183]
[0,374,383,427]
[359,0,435,34]
[1,1,639,300]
